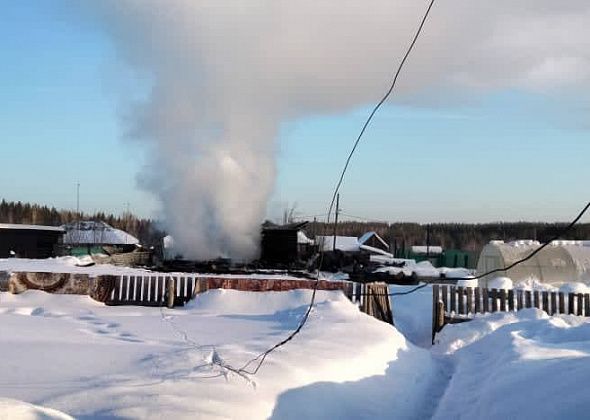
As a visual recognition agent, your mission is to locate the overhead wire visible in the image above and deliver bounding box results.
[369,201,590,297]
[234,0,438,376]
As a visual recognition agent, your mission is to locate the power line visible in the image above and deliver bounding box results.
[371,200,590,297]
[449,201,590,281]
[235,0,437,376]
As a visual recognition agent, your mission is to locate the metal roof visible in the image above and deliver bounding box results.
[0,223,65,233]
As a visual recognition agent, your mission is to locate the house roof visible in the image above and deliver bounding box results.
[316,233,391,253]
[262,221,309,231]
[358,231,389,249]
[297,231,314,245]
[62,221,139,245]
[316,236,360,252]
[0,223,65,233]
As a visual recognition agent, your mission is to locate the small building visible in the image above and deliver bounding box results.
[476,240,590,287]
[395,245,477,269]
[62,221,139,256]
[260,221,312,266]
[316,232,391,256]
[0,223,65,258]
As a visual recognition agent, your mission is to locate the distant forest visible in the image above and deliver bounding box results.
[306,220,590,255]
[2,199,589,255]
[0,199,164,247]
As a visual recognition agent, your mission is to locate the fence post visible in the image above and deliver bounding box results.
[432,284,439,343]
[432,284,444,345]
[166,277,175,308]
[432,301,444,344]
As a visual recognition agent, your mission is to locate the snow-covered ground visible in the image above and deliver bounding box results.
[0,257,335,281]
[2,261,590,419]
[0,289,441,419]
[0,257,153,276]
[432,309,590,419]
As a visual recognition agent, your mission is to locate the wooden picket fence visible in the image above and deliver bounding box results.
[102,275,395,327]
[432,284,590,343]
[103,275,354,308]
[106,275,196,306]
[351,282,394,325]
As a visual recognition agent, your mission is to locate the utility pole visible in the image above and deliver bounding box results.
[426,223,431,259]
[76,182,81,245]
[332,193,340,252]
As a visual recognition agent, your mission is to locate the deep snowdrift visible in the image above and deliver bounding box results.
[432,309,590,420]
[0,289,439,419]
[0,398,73,420]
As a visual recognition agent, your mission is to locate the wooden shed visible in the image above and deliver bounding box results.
[0,223,65,258]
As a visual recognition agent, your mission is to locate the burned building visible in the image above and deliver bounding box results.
[260,221,314,267]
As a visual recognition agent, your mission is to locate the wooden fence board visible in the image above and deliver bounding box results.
[136,276,142,304]
[578,294,584,316]
[585,294,590,317]
[482,288,489,313]
[542,291,549,314]
[491,289,498,312]
[508,289,515,311]
[517,289,524,311]
[569,293,575,315]
[499,289,507,312]
[559,292,565,314]
[457,287,464,315]
[550,292,557,315]
[525,291,532,309]
[148,276,156,303]
[120,276,129,302]
[466,287,473,315]
[533,291,540,309]
[475,287,481,314]
[450,287,456,314]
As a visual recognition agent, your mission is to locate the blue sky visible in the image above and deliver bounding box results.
[1,1,588,223]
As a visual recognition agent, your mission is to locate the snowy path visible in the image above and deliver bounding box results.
[390,284,590,420]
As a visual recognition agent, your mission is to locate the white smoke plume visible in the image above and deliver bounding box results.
[83,0,590,260]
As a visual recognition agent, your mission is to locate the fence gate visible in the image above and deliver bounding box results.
[106,275,196,307]
[356,282,394,325]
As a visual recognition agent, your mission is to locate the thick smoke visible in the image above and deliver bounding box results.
[87,0,590,260]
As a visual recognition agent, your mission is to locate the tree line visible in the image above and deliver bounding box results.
[3,198,589,256]
[306,220,590,255]
[0,199,164,247]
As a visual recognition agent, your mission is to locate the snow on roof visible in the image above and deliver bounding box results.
[359,244,393,258]
[316,236,360,252]
[62,221,139,245]
[411,245,443,255]
[0,223,65,233]
[489,239,590,248]
[297,231,314,245]
[358,231,389,249]
[316,235,391,254]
